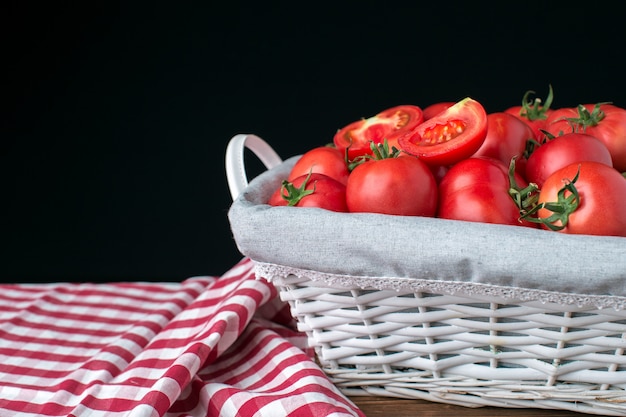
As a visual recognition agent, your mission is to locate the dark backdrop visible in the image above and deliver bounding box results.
[4,3,626,282]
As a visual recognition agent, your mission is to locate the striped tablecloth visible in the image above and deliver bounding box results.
[0,257,364,417]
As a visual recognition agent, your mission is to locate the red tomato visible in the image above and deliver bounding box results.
[438,157,535,227]
[333,105,424,160]
[504,86,554,140]
[536,161,626,236]
[472,112,534,169]
[428,164,449,184]
[525,132,613,188]
[268,173,348,212]
[544,103,626,172]
[422,101,455,120]
[397,97,488,167]
[288,145,350,185]
[346,154,437,216]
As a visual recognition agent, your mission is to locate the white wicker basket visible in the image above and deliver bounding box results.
[226,134,626,416]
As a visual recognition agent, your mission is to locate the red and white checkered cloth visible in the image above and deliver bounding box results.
[0,257,365,417]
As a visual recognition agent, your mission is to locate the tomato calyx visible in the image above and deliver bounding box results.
[562,102,611,132]
[507,157,540,219]
[520,167,582,231]
[522,136,542,160]
[519,84,554,121]
[278,171,316,206]
[348,139,400,171]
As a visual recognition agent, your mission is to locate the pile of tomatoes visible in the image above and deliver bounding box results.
[268,87,626,238]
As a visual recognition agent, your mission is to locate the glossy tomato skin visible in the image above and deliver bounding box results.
[472,112,534,169]
[268,173,348,212]
[333,105,424,160]
[288,146,350,185]
[346,155,437,216]
[525,132,613,188]
[398,97,488,167]
[544,103,626,172]
[537,161,626,236]
[428,164,449,184]
[505,107,552,140]
[422,102,455,120]
[438,157,535,227]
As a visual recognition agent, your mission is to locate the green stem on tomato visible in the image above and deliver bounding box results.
[507,157,540,217]
[348,139,400,171]
[519,84,554,121]
[279,170,315,206]
[563,102,611,132]
[519,166,582,231]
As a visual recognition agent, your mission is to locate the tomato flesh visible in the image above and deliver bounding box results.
[333,105,424,160]
[398,97,488,167]
[421,119,466,144]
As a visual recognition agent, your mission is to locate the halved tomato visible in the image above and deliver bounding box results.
[333,105,424,160]
[397,97,488,166]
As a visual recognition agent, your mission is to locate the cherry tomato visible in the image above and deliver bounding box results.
[544,103,626,172]
[472,112,534,171]
[525,132,613,188]
[397,97,488,167]
[438,157,535,227]
[346,154,437,216]
[504,85,554,140]
[333,105,424,160]
[422,101,455,120]
[536,161,626,236]
[268,172,348,212]
[288,145,350,185]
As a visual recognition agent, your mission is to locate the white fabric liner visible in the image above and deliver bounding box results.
[228,155,626,309]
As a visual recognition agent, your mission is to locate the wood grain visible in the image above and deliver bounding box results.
[348,397,598,417]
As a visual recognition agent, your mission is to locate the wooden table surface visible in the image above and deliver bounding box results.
[348,397,598,417]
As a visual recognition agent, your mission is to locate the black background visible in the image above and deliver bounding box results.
[4,2,626,282]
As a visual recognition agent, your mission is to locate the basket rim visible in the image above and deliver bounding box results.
[255,261,626,311]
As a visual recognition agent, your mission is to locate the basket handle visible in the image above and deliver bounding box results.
[225,134,283,201]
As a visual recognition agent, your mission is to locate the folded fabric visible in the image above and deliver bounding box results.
[0,258,364,417]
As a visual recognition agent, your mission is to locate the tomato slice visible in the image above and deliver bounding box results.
[333,105,424,160]
[397,97,488,166]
